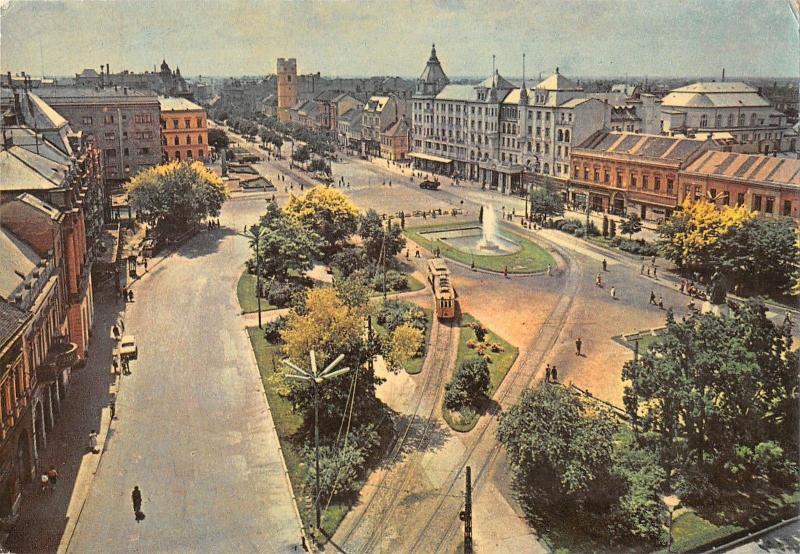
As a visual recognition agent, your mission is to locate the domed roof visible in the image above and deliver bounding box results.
[418,44,449,85]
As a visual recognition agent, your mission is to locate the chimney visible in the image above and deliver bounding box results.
[114,85,118,91]
[6,71,12,89]
[721,68,725,82]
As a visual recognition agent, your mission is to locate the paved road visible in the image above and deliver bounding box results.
[66,199,303,553]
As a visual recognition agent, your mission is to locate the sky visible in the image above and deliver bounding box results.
[1,0,798,80]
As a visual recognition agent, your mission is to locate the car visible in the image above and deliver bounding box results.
[118,335,138,360]
[419,179,441,190]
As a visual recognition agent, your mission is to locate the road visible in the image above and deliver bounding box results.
[66,198,303,553]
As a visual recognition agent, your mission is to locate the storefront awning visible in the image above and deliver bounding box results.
[408,152,453,164]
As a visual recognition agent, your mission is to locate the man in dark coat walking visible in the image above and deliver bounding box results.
[132,486,142,515]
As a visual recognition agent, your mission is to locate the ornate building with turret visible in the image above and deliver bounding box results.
[74,59,192,100]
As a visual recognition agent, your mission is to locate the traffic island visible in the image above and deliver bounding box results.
[443,314,518,432]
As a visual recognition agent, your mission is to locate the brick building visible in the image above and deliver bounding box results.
[569,131,712,220]
[380,116,411,161]
[678,150,800,219]
[159,96,209,162]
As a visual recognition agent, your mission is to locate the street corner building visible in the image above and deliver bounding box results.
[158,96,209,163]
[0,74,109,510]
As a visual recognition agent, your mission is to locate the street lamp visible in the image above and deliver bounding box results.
[284,350,350,530]
[239,226,266,328]
[662,494,680,553]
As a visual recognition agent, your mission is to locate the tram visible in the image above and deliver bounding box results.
[427,258,457,319]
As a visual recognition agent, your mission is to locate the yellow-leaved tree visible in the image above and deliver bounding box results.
[283,187,359,255]
[385,324,424,372]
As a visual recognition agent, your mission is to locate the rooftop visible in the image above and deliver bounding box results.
[36,86,157,99]
[0,226,40,301]
[0,298,28,349]
[158,96,204,112]
[684,151,800,186]
[662,81,771,109]
[0,145,69,192]
[535,72,582,92]
[576,131,710,164]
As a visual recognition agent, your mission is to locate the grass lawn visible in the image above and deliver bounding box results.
[405,221,554,273]
[236,270,278,313]
[613,328,666,355]
[246,327,351,542]
[373,307,434,374]
[443,313,518,432]
[368,271,426,297]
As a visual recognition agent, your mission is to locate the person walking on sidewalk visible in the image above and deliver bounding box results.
[575,337,583,356]
[132,486,142,515]
[547,264,552,276]
[545,364,552,383]
[551,365,558,383]
[649,291,657,305]
[89,430,99,454]
[47,466,58,491]
[40,473,49,493]
[602,258,607,272]
[610,286,616,300]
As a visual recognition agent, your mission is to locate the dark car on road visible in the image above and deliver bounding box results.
[419,179,441,190]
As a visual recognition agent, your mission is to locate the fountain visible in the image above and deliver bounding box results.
[478,205,500,251]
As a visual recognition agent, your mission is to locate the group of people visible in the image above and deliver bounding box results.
[206,219,221,230]
[39,465,59,493]
[120,287,134,303]
[544,363,559,383]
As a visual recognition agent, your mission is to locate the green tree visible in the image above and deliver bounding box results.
[128,161,227,235]
[207,128,230,150]
[292,144,311,165]
[609,219,617,238]
[529,185,565,220]
[621,213,643,239]
[284,187,359,256]
[602,215,609,237]
[444,357,491,411]
[358,209,406,263]
[251,202,322,282]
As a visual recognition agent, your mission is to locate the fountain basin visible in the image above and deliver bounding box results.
[419,226,521,256]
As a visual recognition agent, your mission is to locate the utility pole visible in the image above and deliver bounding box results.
[460,466,473,554]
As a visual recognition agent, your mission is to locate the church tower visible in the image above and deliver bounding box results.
[277,58,298,123]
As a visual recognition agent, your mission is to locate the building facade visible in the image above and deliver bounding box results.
[380,116,411,161]
[34,86,161,183]
[678,150,800,219]
[569,131,712,220]
[75,60,191,99]
[277,58,298,123]
[660,82,790,155]
[159,97,209,162]
[361,95,405,156]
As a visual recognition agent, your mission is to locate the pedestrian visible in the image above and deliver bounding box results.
[653,266,658,279]
[405,249,410,259]
[132,486,142,515]
[546,264,552,276]
[40,473,49,493]
[110,399,116,420]
[504,265,508,278]
[680,280,686,294]
[112,357,119,375]
[143,257,148,272]
[658,295,664,310]
[470,259,475,271]
[649,290,656,305]
[575,337,582,356]
[640,264,644,275]
[652,255,657,265]
[121,287,128,302]
[784,311,793,327]
[118,318,125,333]
[602,258,607,271]
[89,430,99,453]
[47,466,58,490]
[545,364,552,383]
[610,286,616,300]
[415,249,420,258]
[127,289,134,302]
[551,365,558,382]
[112,324,121,340]
[646,267,651,277]
[596,273,602,287]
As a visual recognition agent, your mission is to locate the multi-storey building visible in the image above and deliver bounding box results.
[678,150,800,219]
[380,116,411,161]
[74,60,191,99]
[361,95,406,156]
[159,96,209,162]
[34,85,161,183]
[411,46,612,195]
[337,108,363,152]
[277,58,298,123]
[660,82,790,154]
[569,131,712,220]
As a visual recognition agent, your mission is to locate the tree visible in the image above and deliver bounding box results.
[717,217,798,296]
[292,144,310,165]
[602,215,609,237]
[498,385,617,498]
[284,187,359,256]
[280,287,382,435]
[609,219,617,238]
[444,357,491,411]
[252,202,321,282]
[128,161,227,235]
[384,324,424,372]
[208,128,230,150]
[308,157,331,175]
[529,185,564,220]
[621,213,643,239]
[622,301,798,491]
[358,209,406,263]
[657,199,753,274]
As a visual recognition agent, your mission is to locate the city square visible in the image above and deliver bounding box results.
[1,1,799,553]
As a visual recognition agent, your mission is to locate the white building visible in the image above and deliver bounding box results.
[660,82,790,154]
[410,46,612,195]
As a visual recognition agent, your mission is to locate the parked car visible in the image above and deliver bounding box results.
[118,335,138,360]
[419,179,441,190]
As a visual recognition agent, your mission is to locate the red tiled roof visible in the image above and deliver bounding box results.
[684,151,800,186]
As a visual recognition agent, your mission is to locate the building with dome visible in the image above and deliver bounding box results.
[660,82,790,154]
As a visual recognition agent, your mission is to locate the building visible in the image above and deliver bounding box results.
[34,85,161,183]
[0,299,34,518]
[75,60,191,99]
[380,116,411,161]
[411,47,612,195]
[313,91,362,132]
[337,108,363,152]
[569,131,712,220]
[660,82,790,154]
[678,150,800,219]
[277,58,298,123]
[361,95,406,156]
[159,96,209,162]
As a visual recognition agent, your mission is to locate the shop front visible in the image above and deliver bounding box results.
[408,152,454,176]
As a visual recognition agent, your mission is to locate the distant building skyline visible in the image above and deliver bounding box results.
[2,0,798,79]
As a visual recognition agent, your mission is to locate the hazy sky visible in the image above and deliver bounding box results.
[1,0,798,79]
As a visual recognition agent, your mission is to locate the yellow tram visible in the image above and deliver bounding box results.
[427,258,457,319]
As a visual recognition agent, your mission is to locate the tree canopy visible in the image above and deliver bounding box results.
[251,201,322,282]
[529,185,564,220]
[358,209,406,263]
[284,187,359,256]
[207,128,230,150]
[621,213,643,239]
[128,161,227,235]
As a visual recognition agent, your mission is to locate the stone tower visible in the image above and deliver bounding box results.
[277,58,298,123]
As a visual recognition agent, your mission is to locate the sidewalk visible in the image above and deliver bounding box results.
[5,288,124,553]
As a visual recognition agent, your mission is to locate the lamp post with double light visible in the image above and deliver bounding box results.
[663,494,680,552]
[284,350,350,530]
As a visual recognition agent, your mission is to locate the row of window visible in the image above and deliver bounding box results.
[575,163,675,194]
[163,134,205,146]
[684,186,791,216]
[162,117,206,130]
[105,147,152,158]
[165,149,206,161]
[82,113,156,125]
[698,112,766,129]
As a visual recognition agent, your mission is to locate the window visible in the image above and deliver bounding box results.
[172,119,179,129]
[82,116,93,125]
[604,169,610,183]
[653,176,660,191]
[700,114,708,127]
[543,163,549,174]
[616,171,622,186]
[738,114,745,126]
[593,169,600,182]
[667,178,674,193]
[174,136,180,146]
[765,197,774,214]
[583,167,589,180]
[737,192,745,206]
[105,148,116,159]
[104,114,114,124]
[631,174,637,188]
[715,114,722,128]
[544,143,549,154]
[753,195,762,211]
[750,113,757,126]
[709,188,717,201]
[138,147,150,155]
[122,114,127,121]
[642,175,649,190]
[187,150,193,159]
[722,191,730,206]
[728,114,735,127]
[198,135,203,144]
[196,117,203,127]
[574,164,580,177]
[186,136,192,145]
[784,200,792,216]
[104,131,116,140]
[123,147,129,156]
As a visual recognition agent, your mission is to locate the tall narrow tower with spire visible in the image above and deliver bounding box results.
[415,44,449,97]
[413,44,450,157]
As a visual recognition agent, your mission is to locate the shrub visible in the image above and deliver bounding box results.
[466,338,477,349]
[609,219,617,238]
[267,281,304,308]
[303,442,365,500]
[377,300,427,333]
[470,321,488,342]
[264,315,287,344]
[444,357,491,411]
[330,247,368,278]
[373,269,408,292]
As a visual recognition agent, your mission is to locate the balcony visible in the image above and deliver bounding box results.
[37,337,78,384]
